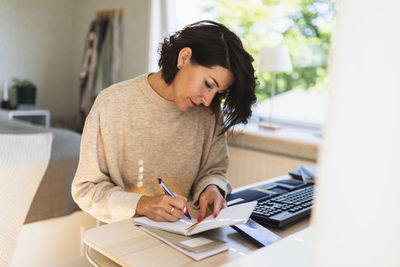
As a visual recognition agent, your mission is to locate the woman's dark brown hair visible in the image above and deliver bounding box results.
[159,20,257,133]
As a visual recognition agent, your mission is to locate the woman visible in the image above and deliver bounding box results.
[72,20,256,224]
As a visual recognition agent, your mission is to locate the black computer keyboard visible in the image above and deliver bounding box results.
[251,184,314,229]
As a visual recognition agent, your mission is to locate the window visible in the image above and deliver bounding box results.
[175,0,335,130]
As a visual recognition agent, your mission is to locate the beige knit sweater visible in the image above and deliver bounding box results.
[72,73,232,223]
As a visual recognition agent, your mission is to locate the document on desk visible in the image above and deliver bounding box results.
[139,226,228,261]
[299,164,317,183]
[134,201,257,236]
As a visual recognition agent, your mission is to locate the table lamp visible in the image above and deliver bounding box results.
[259,44,293,130]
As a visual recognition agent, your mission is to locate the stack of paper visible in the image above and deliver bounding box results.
[140,226,229,261]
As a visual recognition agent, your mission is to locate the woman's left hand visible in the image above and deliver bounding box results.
[198,184,227,222]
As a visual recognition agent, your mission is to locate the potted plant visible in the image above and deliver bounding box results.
[12,78,37,109]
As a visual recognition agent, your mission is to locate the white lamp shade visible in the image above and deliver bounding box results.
[259,44,293,72]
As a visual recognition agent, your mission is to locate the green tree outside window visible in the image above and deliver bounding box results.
[205,0,335,101]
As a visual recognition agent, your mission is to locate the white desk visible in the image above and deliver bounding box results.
[83,175,309,266]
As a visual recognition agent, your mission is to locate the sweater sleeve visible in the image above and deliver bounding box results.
[71,96,143,223]
[191,113,232,207]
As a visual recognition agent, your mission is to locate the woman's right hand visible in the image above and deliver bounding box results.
[135,194,187,222]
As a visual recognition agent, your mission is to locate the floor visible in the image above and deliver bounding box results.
[10,211,97,267]
[56,256,92,267]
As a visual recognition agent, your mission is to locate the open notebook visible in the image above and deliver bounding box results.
[134,201,257,236]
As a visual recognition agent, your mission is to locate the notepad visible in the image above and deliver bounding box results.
[134,201,257,236]
[139,226,228,261]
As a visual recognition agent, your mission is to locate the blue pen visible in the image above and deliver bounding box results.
[157,178,192,220]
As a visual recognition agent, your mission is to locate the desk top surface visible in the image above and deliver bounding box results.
[84,175,310,266]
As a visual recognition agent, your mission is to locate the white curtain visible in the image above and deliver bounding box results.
[148,0,177,72]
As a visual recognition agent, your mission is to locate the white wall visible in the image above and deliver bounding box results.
[0,0,150,122]
[0,0,76,120]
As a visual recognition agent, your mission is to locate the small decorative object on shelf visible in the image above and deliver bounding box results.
[259,122,282,131]
[12,78,37,110]
[1,81,15,110]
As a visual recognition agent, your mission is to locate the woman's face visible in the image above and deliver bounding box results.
[171,48,234,112]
